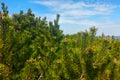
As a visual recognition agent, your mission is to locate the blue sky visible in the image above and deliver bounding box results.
[0,0,120,36]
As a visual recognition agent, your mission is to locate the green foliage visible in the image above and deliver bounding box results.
[0,2,120,80]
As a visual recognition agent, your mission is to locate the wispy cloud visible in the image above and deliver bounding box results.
[33,0,117,15]
[97,23,120,36]
[32,0,120,35]
[32,0,118,22]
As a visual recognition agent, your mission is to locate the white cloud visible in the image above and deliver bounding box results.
[32,0,118,21]
[97,23,120,36]
[33,0,117,15]
[32,0,120,35]
[33,0,58,7]
[59,17,98,26]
